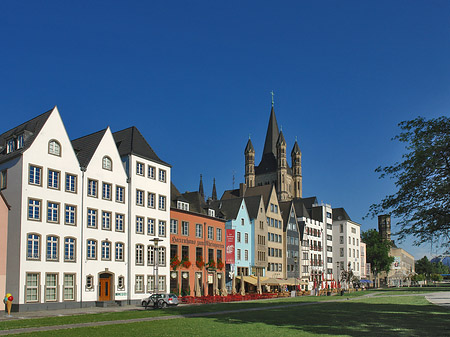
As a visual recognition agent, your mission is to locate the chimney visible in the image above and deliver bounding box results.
[239,183,247,197]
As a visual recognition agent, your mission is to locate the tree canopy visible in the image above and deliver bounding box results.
[415,256,450,277]
[368,116,450,249]
[361,229,394,274]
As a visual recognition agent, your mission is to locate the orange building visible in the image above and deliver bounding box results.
[170,182,226,296]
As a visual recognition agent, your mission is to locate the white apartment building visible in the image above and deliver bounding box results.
[0,107,170,311]
[332,208,362,283]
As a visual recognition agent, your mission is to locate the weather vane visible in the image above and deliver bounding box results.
[270,90,274,107]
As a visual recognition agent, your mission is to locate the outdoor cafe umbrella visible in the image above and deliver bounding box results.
[240,272,245,296]
[257,275,262,295]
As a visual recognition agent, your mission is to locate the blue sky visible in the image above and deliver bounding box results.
[2,1,450,259]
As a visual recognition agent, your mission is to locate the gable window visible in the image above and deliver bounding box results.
[148,166,155,179]
[29,165,42,186]
[136,162,144,176]
[17,134,24,149]
[116,186,125,203]
[208,209,215,217]
[102,156,112,170]
[158,169,166,182]
[7,138,15,153]
[46,235,59,261]
[65,174,77,193]
[48,169,60,189]
[48,140,61,156]
[102,182,112,200]
[177,201,189,211]
[87,179,98,197]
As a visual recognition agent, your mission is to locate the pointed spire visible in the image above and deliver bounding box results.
[262,105,280,157]
[244,138,255,154]
[277,130,286,146]
[212,178,217,201]
[199,174,204,200]
[291,139,301,155]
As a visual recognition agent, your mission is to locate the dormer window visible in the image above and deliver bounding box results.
[177,201,189,211]
[48,140,61,156]
[208,209,215,217]
[17,134,24,149]
[102,156,112,171]
[7,139,15,153]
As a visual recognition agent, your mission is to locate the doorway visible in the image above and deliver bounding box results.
[99,273,113,301]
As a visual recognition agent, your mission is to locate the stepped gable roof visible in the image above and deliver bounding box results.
[210,198,244,221]
[0,107,53,164]
[244,195,264,219]
[71,129,107,168]
[292,198,310,218]
[113,126,170,167]
[332,208,352,221]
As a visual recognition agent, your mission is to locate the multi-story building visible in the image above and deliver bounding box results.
[0,192,10,311]
[332,208,362,282]
[279,200,300,279]
[170,184,226,296]
[0,107,171,311]
[360,241,367,280]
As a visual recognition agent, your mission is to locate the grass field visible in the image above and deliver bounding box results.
[3,289,450,336]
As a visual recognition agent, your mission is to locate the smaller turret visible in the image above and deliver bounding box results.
[291,139,302,198]
[244,137,255,187]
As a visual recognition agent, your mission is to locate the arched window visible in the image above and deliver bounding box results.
[102,156,112,170]
[27,233,41,260]
[48,140,61,156]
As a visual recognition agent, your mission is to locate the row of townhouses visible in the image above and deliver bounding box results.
[0,104,367,311]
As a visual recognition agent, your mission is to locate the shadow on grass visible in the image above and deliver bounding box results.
[207,298,450,337]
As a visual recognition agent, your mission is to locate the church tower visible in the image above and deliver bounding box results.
[244,138,255,187]
[277,130,289,201]
[291,140,302,198]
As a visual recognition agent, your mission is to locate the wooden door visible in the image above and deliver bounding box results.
[99,276,111,301]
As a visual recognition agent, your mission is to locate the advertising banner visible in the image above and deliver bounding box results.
[226,229,235,264]
[393,257,401,269]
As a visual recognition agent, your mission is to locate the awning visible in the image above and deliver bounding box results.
[242,276,259,286]
[360,279,373,283]
[261,278,284,286]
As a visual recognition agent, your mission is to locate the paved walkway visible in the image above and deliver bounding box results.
[1,291,449,335]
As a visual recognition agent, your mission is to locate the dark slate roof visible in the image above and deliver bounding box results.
[210,198,244,221]
[170,182,189,208]
[71,129,107,168]
[113,127,170,167]
[292,198,310,218]
[300,196,318,211]
[221,184,274,211]
[182,191,207,214]
[332,208,352,221]
[0,108,53,164]
[291,140,301,155]
[244,138,255,154]
[244,195,263,219]
[279,200,293,230]
[255,152,278,174]
[262,106,279,158]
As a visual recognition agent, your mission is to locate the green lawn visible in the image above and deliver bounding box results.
[11,294,450,337]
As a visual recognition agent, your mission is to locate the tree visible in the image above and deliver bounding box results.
[368,116,450,249]
[361,229,394,276]
[340,262,354,290]
[415,256,450,278]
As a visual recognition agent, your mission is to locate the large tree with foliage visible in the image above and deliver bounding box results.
[361,229,394,275]
[368,116,450,249]
[415,256,450,277]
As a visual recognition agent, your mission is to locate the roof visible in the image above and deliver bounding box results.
[262,106,280,158]
[300,197,318,211]
[113,127,170,167]
[210,198,244,221]
[243,195,264,219]
[170,182,188,207]
[292,198,310,218]
[181,191,207,214]
[0,108,54,164]
[279,200,293,229]
[244,138,255,154]
[71,129,107,168]
[291,140,301,155]
[332,208,352,221]
[221,184,274,210]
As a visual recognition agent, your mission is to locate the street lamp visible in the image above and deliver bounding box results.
[150,238,163,296]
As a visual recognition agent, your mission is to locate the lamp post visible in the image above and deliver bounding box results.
[150,238,163,296]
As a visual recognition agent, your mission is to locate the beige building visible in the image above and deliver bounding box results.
[385,247,415,287]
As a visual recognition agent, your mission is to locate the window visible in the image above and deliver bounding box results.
[87,179,98,197]
[7,138,15,153]
[28,198,41,221]
[87,209,98,228]
[117,276,125,290]
[158,195,166,210]
[170,219,178,234]
[17,134,24,149]
[351,227,356,234]
[241,218,244,226]
[63,274,75,301]
[26,273,39,302]
[136,162,144,176]
[45,273,58,302]
[136,189,144,206]
[158,276,166,292]
[353,237,355,245]
[48,169,60,189]
[340,236,344,244]
[65,204,76,225]
[102,156,112,170]
[46,236,59,261]
[47,201,59,223]
[245,250,248,261]
[102,182,112,200]
[27,233,40,260]
[159,169,166,182]
[102,241,111,260]
[116,242,124,261]
[208,226,213,240]
[182,221,189,236]
[102,211,112,230]
[158,247,166,266]
[0,170,6,190]
[147,275,155,293]
[216,228,222,241]
[148,192,155,208]
[245,233,248,244]
[177,201,189,211]
[65,173,77,193]
[208,209,215,217]
[87,239,97,259]
[182,245,189,260]
[115,213,124,232]
[340,224,343,233]
[86,275,94,290]
[147,218,155,235]
[196,224,203,238]
[116,186,125,203]
[29,165,42,185]
[64,237,76,262]
[136,216,144,234]
[148,165,155,179]
[327,234,332,241]
[147,246,155,265]
[159,220,166,237]
[326,212,332,219]
[136,275,144,293]
[237,249,241,260]
[136,244,144,265]
[237,232,241,243]
[48,140,61,156]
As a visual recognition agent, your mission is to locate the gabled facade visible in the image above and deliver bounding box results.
[244,195,267,276]
[280,200,300,279]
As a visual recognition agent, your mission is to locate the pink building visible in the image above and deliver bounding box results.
[0,192,10,310]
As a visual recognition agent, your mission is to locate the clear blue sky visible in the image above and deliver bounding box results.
[2,1,450,259]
